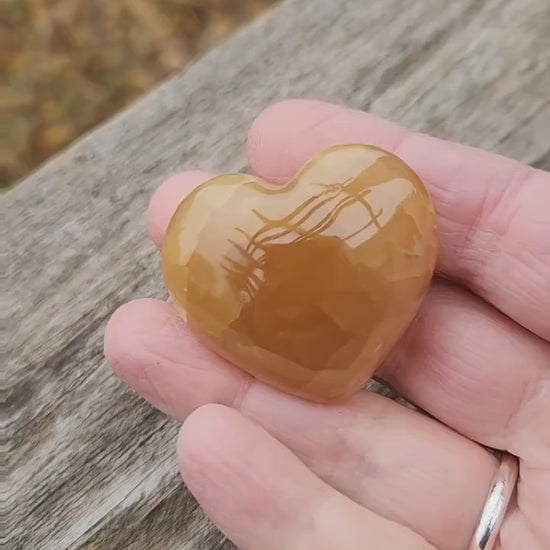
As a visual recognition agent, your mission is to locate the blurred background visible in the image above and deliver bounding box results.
[2,0,280,189]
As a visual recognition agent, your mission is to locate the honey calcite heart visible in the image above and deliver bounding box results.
[162,144,437,403]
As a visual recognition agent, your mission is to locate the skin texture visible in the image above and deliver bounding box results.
[104,100,550,550]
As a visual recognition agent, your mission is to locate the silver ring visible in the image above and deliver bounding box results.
[468,452,519,550]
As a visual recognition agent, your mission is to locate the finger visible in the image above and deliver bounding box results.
[247,99,550,341]
[179,404,435,550]
[104,298,496,550]
[144,170,549,456]
[380,281,550,462]
[147,170,216,248]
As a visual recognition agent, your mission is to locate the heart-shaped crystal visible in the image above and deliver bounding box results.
[162,145,437,403]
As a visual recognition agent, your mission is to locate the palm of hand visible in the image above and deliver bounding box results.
[105,100,550,550]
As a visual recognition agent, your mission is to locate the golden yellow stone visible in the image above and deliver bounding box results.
[162,145,437,403]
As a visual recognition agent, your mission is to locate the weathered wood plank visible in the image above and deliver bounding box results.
[5,0,549,548]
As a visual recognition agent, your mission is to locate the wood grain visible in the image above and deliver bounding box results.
[5,0,549,548]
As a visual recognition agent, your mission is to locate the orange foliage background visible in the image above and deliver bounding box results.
[2,0,279,188]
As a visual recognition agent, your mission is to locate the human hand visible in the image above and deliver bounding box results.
[104,100,549,550]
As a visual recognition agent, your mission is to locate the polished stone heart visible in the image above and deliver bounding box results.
[162,145,437,403]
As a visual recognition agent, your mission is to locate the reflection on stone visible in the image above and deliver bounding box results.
[162,144,437,403]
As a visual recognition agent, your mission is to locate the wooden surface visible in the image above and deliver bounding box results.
[5,0,549,548]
